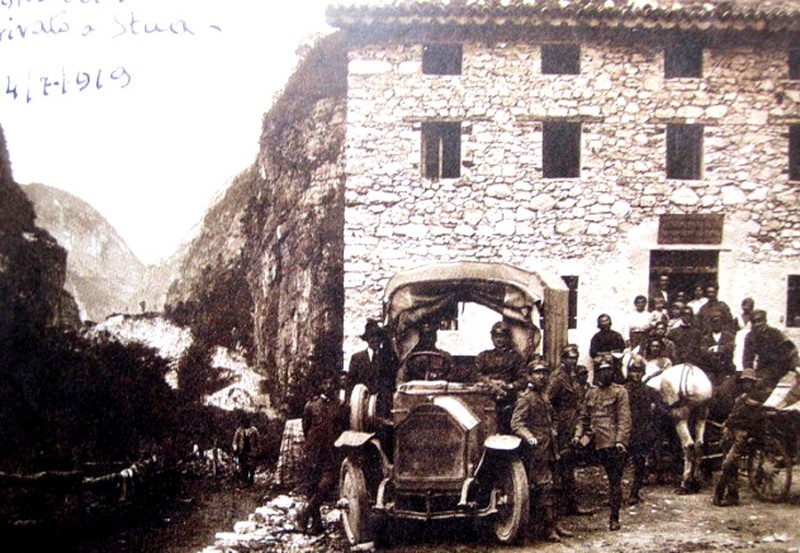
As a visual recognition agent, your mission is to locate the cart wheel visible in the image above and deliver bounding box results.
[491,458,529,544]
[339,458,374,544]
[747,436,792,503]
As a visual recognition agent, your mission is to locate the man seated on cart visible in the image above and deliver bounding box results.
[713,369,762,507]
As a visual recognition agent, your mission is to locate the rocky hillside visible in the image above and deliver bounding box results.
[0,127,79,351]
[23,183,178,322]
[164,32,349,415]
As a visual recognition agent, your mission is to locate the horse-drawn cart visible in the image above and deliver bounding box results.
[744,404,799,503]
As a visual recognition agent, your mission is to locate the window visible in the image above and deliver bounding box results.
[421,122,461,179]
[790,126,800,180]
[664,42,703,78]
[666,124,703,180]
[788,275,800,328]
[541,44,580,75]
[561,276,579,330]
[422,44,462,75]
[543,121,581,178]
[790,49,800,80]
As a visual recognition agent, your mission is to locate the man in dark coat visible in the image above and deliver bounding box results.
[589,314,626,382]
[346,319,397,417]
[697,284,734,334]
[546,344,593,516]
[624,356,664,504]
[475,321,527,431]
[511,362,573,542]
[573,362,631,531]
[668,306,704,366]
[743,309,799,402]
[698,314,736,387]
[396,322,454,384]
[298,375,348,534]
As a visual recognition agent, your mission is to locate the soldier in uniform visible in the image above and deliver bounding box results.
[396,322,454,383]
[511,362,573,542]
[743,309,799,402]
[573,362,631,531]
[713,369,762,507]
[297,375,348,534]
[546,344,593,516]
[624,356,664,504]
[475,321,527,431]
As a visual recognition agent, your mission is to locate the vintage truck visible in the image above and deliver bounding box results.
[336,262,569,545]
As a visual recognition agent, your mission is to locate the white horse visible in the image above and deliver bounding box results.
[621,350,713,493]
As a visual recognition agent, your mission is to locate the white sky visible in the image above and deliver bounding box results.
[2,0,334,264]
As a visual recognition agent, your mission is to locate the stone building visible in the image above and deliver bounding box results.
[318,0,800,365]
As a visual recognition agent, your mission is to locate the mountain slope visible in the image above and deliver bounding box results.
[23,183,157,322]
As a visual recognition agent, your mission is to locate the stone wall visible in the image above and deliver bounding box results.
[341,30,800,362]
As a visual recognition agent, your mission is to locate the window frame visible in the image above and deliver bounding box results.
[666,123,703,180]
[541,43,581,75]
[788,275,800,328]
[542,121,581,179]
[421,121,461,179]
[422,44,463,76]
[664,41,703,78]
[790,125,800,181]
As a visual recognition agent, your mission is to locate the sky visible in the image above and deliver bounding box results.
[2,0,335,264]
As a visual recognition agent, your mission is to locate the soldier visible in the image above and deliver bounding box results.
[396,322,454,384]
[743,309,799,402]
[624,356,664,504]
[297,375,348,534]
[573,362,631,531]
[546,344,593,516]
[713,369,762,507]
[475,321,527,431]
[511,362,573,542]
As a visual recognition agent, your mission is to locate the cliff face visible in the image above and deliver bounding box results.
[164,33,348,414]
[0,126,79,352]
[22,183,155,322]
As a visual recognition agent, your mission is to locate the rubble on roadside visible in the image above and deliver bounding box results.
[199,492,348,553]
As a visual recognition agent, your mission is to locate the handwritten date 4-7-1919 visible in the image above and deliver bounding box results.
[5,66,131,103]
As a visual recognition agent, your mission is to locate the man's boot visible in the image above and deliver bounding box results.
[609,510,621,531]
[295,506,309,533]
[542,504,561,542]
[727,487,740,506]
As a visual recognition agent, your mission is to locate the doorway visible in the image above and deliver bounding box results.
[649,250,719,302]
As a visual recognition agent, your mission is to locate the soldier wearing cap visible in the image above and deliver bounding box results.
[624,355,664,504]
[475,321,527,431]
[743,309,799,402]
[713,369,762,507]
[397,321,454,384]
[573,361,631,531]
[511,362,573,542]
[546,344,593,516]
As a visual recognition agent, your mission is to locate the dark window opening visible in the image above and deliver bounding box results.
[788,276,800,328]
[561,276,579,330]
[666,124,703,180]
[665,42,703,78]
[790,49,800,80]
[422,121,461,179]
[422,44,462,75]
[649,250,719,302]
[541,44,580,75]
[543,121,581,179]
[790,126,800,180]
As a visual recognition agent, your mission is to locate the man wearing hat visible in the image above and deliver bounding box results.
[573,361,631,531]
[346,319,397,416]
[546,344,593,516]
[713,369,762,507]
[475,321,527,431]
[511,362,573,542]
